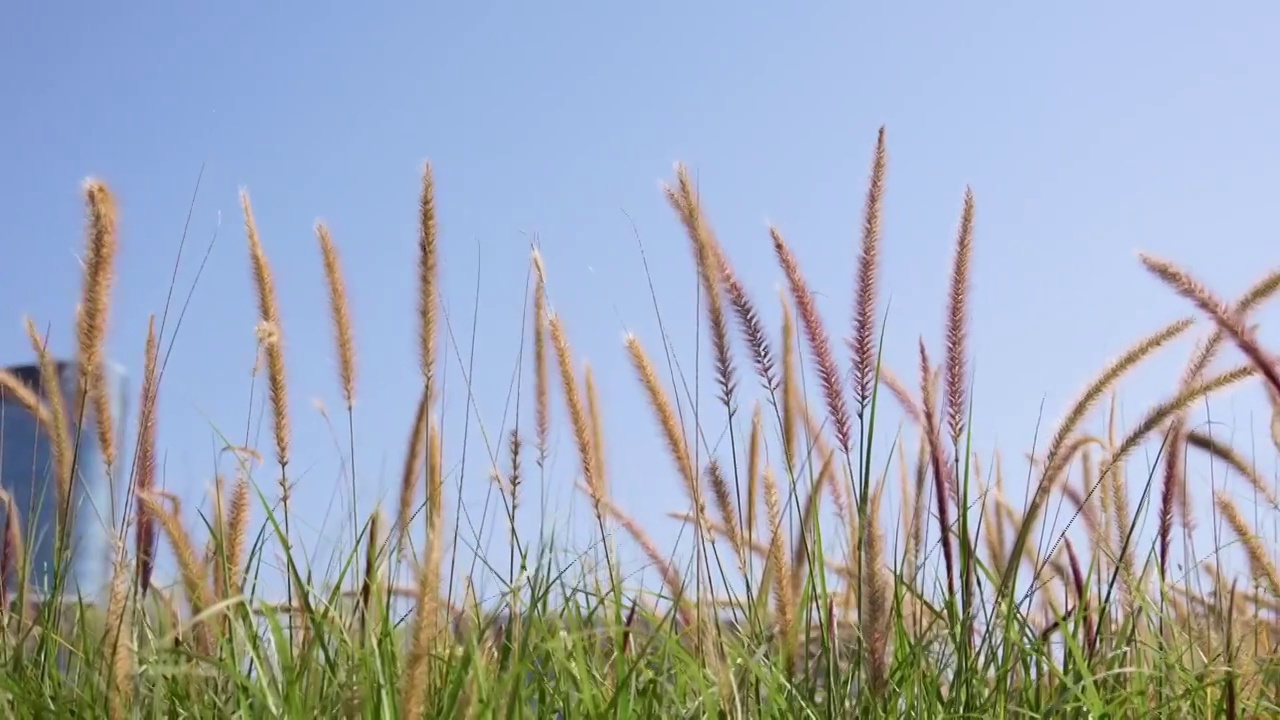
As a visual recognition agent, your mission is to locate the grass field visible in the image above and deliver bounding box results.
[2,128,1280,717]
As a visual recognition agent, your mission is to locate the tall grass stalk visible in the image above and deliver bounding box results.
[1,137,1279,718]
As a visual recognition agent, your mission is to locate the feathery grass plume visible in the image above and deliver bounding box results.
[241,191,291,473]
[242,189,294,640]
[771,226,854,455]
[317,222,357,409]
[102,538,134,720]
[550,314,603,518]
[944,188,974,445]
[425,424,445,594]
[919,339,956,598]
[665,165,738,408]
[624,333,704,526]
[201,483,229,569]
[0,370,56,435]
[397,389,429,560]
[1162,268,1280,537]
[1158,420,1185,578]
[1185,430,1280,513]
[0,489,24,614]
[225,469,250,599]
[1268,379,1280,461]
[419,161,441,403]
[505,428,523,521]
[1094,451,1117,604]
[780,293,799,471]
[862,475,891,694]
[133,315,159,595]
[1102,364,1256,479]
[531,249,551,466]
[998,315,1194,599]
[666,166,777,398]
[877,366,924,428]
[359,506,383,637]
[584,365,608,496]
[705,460,744,572]
[24,318,74,529]
[716,240,778,397]
[139,493,215,654]
[24,315,72,474]
[1224,578,1240,720]
[906,436,929,578]
[760,466,794,660]
[746,404,762,543]
[851,126,886,415]
[1107,454,1135,604]
[76,179,120,474]
[1139,254,1280,397]
[402,422,446,719]
[1178,267,1280,388]
[1215,491,1280,596]
[1092,363,1258,591]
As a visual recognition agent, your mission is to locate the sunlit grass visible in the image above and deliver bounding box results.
[1,130,1279,718]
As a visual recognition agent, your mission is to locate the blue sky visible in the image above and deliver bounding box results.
[3,2,1279,605]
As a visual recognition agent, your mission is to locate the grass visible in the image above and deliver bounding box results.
[2,128,1280,717]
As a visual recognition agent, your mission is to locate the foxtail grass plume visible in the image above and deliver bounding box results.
[419,161,440,403]
[665,164,739,408]
[241,191,291,472]
[139,493,216,655]
[550,314,603,517]
[402,422,446,719]
[102,538,135,720]
[779,293,799,471]
[76,179,120,475]
[225,470,250,599]
[317,222,357,409]
[0,489,25,614]
[624,332,704,527]
[133,315,159,595]
[998,315,1194,600]
[851,126,886,415]
[862,476,890,694]
[771,226,854,455]
[918,339,956,598]
[1139,253,1280,398]
[24,318,74,530]
[397,389,430,560]
[531,249,551,467]
[944,188,974,445]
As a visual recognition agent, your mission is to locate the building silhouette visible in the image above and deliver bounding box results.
[0,360,127,603]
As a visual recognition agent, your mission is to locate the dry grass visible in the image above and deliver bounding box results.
[317,222,357,411]
[76,179,120,476]
[4,133,1280,717]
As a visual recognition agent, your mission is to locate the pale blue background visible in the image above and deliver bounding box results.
[2,1,1278,606]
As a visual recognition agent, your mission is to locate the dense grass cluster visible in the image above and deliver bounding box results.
[3,128,1280,717]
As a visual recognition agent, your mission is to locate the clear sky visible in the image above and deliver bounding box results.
[2,2,1279,605]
